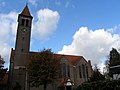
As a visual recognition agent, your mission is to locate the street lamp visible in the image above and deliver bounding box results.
[65,79,74,90]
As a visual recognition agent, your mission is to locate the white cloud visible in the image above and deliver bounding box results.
[0,11,18,67]
[33,8,60,41]
[0,8,60,67]
[58,27,120,66]
[55,1,61,6]
[107,24,120,34]
[65,0,75,8]
[29,0,38,6]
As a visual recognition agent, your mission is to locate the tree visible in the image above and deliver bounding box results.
[105,48,120,78]
[108,48,120,66]
[90,65,105,82]
[76,80,120,90]
[0,55,7,81]
[104,48,120,77]
[27,49,60,90]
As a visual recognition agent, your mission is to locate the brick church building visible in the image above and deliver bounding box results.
[9,5,93,90]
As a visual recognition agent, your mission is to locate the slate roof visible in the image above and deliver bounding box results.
[29,52,82,65]
[54,54,82,65]
[10,49,83,65]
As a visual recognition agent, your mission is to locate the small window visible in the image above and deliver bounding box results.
[26,19,29,27]
[21,19,25,26]
[22,37,24,40]
[21,48,23,52]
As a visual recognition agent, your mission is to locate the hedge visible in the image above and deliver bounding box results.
[76,80,120,90]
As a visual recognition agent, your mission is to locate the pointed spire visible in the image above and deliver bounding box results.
[21,5,32,17]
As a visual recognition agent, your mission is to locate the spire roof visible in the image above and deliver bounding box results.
[21,5,32,17]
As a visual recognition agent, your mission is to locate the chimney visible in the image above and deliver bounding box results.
[88,60,91,65]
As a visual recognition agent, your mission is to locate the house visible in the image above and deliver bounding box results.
[9,5,93,90]
[109,65,120,80]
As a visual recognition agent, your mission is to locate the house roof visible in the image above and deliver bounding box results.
[10,49,84,65]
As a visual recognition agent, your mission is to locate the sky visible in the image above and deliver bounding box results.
[0,0,120,71]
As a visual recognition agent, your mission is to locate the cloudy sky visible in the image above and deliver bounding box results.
[0,0,120,71]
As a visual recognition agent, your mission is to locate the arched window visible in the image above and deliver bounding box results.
[62,63,66,77]
[86,66,88,79]
[21,19,25,26]
[79,66,82,78]
[59,64,62,78]
[67,65,70,77]
[82,64,85,78]
[26,19,29,27]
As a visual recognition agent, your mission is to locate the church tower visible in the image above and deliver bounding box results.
[10,5,33,90]
[14,5,33,66]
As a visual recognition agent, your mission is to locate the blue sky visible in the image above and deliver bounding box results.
[0,0,120,71]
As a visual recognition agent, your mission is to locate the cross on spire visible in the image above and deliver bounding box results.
[26,0,28,6]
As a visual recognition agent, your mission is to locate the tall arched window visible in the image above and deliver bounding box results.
[59,64,62,78]
[86,66,88,79]
[82,64,85,78]
[62,63,66,77]
[79,66,82,78]
[67,65,70,77]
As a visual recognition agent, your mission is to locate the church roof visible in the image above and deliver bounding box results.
[10,49,84,65]
[54,54,82,65]
[21,5,32,17]
[29,52,82,65]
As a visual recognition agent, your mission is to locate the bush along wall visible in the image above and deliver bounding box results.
[76,80,120,90]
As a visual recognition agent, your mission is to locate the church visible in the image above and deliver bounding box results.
[9,5,93,90]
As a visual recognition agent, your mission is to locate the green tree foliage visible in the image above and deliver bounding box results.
[105,48,120,78]
[89,65,105,82]
[0,55,7,81]
[109,48,120,66]
[27,49,60,90]
[76,80,120,90]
